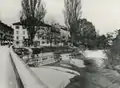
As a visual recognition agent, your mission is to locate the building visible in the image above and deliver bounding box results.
[34,24,61,47]
[34,26,52,47]
[0,21,13,45]
[13,21,52,47]
[53,23,70,45]
[34,24,71,47]
[12,20,71,47]
[53,23,70,39]
[12,22,28,47]
[60,27,70,40]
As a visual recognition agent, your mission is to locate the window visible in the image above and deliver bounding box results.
[41,27,44,30]
[23,31,25,35]
[22,26,25,29]
[42,57,47,60]
[15,25,19,29]
[42,37,45,40]
[16,41,19,44]
[42,41,45,44]
[16,31,19,34]
[16,36,19,40]
[47,41,49,44]
[23,36,25,39]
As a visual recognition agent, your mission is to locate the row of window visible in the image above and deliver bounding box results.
[36,41,49,44]
[15,25,25,29]
[15,25,47,30]
[15,40,49,45]
[40,41,49,44]
[37,41,59,44]
[16,31,25,35]
[16,36,25,40]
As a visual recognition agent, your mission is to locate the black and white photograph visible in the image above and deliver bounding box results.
[1,0,120,88]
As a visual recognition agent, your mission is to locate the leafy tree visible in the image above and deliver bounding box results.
[77,19,97,49]
[96,35,107,49]
[51,23,59,46]
[106,32,114,47]
[105,29,120,69]
[20,0,46,46]
[63,0,82,45]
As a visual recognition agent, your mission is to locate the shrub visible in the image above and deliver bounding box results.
[105,35,120,69]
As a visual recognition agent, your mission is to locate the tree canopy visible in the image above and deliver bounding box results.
[64,0,82,45]
[74,18,97,49]
[20,0,46,45]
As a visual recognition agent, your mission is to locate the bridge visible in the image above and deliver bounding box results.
[0,46,80,88]
[0,46,49,88]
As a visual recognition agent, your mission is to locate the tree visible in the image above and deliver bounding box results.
[46,31,53,46]
[48,20,57,46]
[96,35,108,49]
[64,0,82,45]
[46,22,61,47]
[76,19,97,49]
[20,0,46,46]
[61,35,66,46]
[105,29,120,69]
[106,32,114,47]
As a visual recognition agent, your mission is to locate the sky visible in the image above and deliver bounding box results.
[0,0,120,34]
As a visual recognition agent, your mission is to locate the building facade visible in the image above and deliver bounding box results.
[53,23,70,46]
[34,26,52,47]
[53,23,70,39]
[13,21,70,48]
[12,22,28,47]
[13,22,53,47]
[0,21,13,45]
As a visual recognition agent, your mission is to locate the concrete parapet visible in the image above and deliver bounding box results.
[9,46,49,88]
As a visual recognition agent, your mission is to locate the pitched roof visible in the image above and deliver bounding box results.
[0,21,13,31]
[13,19,52,27]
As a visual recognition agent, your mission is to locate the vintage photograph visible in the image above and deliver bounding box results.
[0,0,120,88]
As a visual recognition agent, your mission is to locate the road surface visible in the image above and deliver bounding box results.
[0,46,21,88]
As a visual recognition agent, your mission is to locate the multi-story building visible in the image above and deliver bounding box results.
[12,22,28,47]
[34,24,71,47]
[34,24,62,47]
[0,21,13,45]
[12,21,70,47]
[13,21,53,47]
[60,27,70,39]
[53,23,70,45]
[34,26,52,47]
[53,23,70,39]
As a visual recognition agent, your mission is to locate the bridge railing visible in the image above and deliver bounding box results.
[9,46,49,88]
